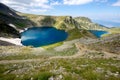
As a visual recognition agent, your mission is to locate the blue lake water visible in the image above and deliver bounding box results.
[89,30,108,38]
[21,27,68,47]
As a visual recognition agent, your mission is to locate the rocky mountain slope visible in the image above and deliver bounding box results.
[19,13,108,31]
[0,3,33,33]
[2,2,118,44]
[74,17,107,30]
[0,3,21,18]
[86,34,120,54]
[0,21,20,38]
[0,3,98,39]
[0,3,33,38]
[18,13,80,30]
[0,3,120,80]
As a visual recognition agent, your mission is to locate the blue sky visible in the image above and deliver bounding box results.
[0,0,120,27]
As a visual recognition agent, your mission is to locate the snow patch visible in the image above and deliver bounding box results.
[8,23,16,29]
[19,30,24,33]
[9,12,13,16]
[0,37,22,46]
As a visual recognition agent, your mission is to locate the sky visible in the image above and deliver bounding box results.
[0,0,120,27]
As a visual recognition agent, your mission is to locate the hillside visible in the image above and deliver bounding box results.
[18,14,97,40]
[0,3,120,80]
[108,27,120,34]
[18,13,80,30]
[0,3,110,40]
[0,34,120,80]
[0,3,21,19]
[0,3,33,38]
[0,21,20,38]
[74,17,108,30]
[0,3,98,40]
[85,34,120,54]
[19,13,108,31]
[0,3,33,30]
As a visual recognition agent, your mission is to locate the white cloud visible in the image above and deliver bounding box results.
[94,0,108,3]
[29,9,48,12]
[0,0,51,13]
[63,0,108,6]
[0,0,113,14]
[50,1,61,6]
[112,0,120,6]
[63,0,93,5]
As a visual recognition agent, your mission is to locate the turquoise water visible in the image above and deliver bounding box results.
[89,30,108,38]
[21,27,68,47]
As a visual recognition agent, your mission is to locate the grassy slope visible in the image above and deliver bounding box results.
[0,13,32,29]
[108,28,120,35]
[87,34,120,54]
[0,34,119,80]
[0,57,119,80]
[102,28,120,37]
[0,12,119,80]
[74,17,108,30]
[0,35,120,80]
[19,13,75,30]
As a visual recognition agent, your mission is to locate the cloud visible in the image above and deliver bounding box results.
[0,0,51,13]
[0,0,113,14]
[63,0,93,5]
[112,0,120,6]
[63,0,108,6]
[94,0,108,3]
[50,1,61,6]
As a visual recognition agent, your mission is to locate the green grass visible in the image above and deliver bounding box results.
[35,72,54,80]
[102,28,120,37]
[52,46,77,56]
[0,46,49,60]
[15,22,26,28]
[42,42,63,50]
[108,28,120,34]
[88,38,120,54]
[66,28,96,41]
[0,54,49,60]
[0,58,119,80]
[67,28,83,40]
[0,45,77,60]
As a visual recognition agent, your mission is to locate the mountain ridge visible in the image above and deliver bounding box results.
[0,3,108,39]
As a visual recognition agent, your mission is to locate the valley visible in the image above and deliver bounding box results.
[0,2,120,80]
